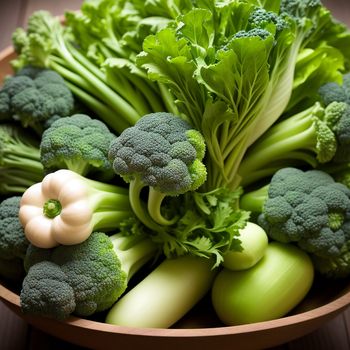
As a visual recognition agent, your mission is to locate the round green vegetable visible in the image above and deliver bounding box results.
[222,222,268,271]
[212,242,314,325]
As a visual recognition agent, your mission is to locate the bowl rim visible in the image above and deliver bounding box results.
[1,281,350,337]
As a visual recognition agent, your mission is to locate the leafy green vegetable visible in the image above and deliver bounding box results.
[0,123,44,194]
[238,101,348,186]
[11,11,174,134]
[137,0,347,191]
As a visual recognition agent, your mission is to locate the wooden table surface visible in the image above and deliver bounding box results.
[1,0,350,349]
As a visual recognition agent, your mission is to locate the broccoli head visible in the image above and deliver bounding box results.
[20,231,157,319]
[322,102,350,163]
[241,168,350,259]
[260,168,350,258]
[40,113,116,177]
[0,196,29,280]
[20,261,76,319]
[312,240,350,279]
[318,73,350,106]
[248,8,288,33]
[109,112,207,227]
[0,66,74,133]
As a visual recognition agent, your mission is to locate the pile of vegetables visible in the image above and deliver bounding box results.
[1,0,350,328]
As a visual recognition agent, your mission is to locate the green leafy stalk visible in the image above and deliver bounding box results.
[11,12,144,133]
[238,102,337,186]
[0,124,44,194]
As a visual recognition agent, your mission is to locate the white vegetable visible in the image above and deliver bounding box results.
[106,255,218,328]
[19,169,130,248]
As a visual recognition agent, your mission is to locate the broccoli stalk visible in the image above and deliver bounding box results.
[19,169,132,248]
[109,112,207,228]
[0,124,44,194]
[20,231,158,319]
[238,102,339,186]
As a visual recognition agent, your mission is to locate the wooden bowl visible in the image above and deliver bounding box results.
[1,47,350,350]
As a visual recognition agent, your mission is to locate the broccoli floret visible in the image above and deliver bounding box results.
[0,66,74,134]
[318,73,350,107]
[240,167,350,259]
[238,102,338,186]
[40,114,116,177]
[20,231,157,320]
[322,102,350,163]
[312,241,350,279]
[0,197,29,260]
[233,28,272,40]
[248,8,288,33]
[0,123,44,194]
[318,82,350,106]
[280,0,321,19]
[109,112,207,228]
[0,197,29,281]
[20,261,76,319]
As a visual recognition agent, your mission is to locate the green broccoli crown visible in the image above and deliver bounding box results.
[323,101,349,128]
[280,0,321,20]
[248,8,288,33]
[233,28,272,40]
[312,115,337,164]
[20,261,76,320]
[312,241,350,279]
[335,105,350,145]
[109,112,207,195]
[22,232,127,318]
[318,76,350,107]
[258,167,350,258]
[0,66,74,130]
[0,91,11,121]
[0,196,29,261]
[322,102,350,163]
[40,114,116,176]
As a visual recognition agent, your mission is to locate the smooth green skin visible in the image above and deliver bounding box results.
[105,255,217,328]
[212,242,314,325]
[222,222,268,271]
